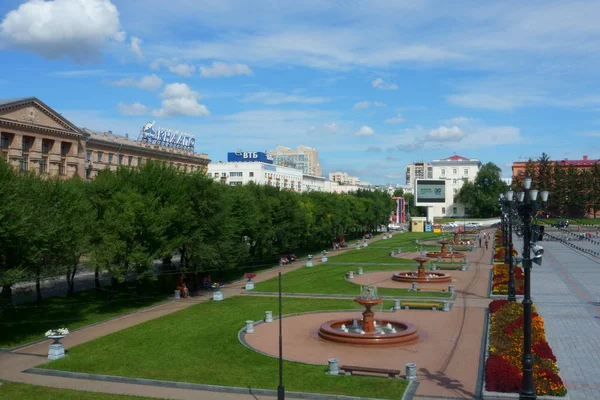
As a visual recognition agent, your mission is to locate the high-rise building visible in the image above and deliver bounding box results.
[405,161,433,188]
[328,171,360,185]
[269,145,322,176]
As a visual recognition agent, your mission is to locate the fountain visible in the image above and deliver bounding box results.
[392,257,452,283]
[318,285,419,345]
[426,240,465,259]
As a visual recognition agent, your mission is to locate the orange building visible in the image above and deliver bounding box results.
[512,155,599,178]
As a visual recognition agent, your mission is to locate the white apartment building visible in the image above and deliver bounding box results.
[429,155,482,217]
[405,162,433,188]
[269,145,322,176]
[328,171,360,185]
[303,174,326,192]
[208,161,303,191]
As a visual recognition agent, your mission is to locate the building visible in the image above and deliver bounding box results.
[328,171,360,185]
[269,145,322,176]
[511,155,599,178]
[425,155,482,218]
[207,161,304,190]
[405,161,433,188]
[0,97,210,179]
[302,174,326,192]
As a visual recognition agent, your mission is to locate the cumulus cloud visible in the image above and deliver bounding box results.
[108,74,163,91]
[354,125,375,136]
[130,36,143,59]
[0,0,125,61]
[308,122,339,136]
[426,126,465,141]
[243,91,328,105]
[385,114,405,124]
[152,83,209,117]
[199,61,254,78]
[374,101,387,107]
[169,63,196,77]
[117,102,147,116]
[372,78,398,90]
[353,101,371,110]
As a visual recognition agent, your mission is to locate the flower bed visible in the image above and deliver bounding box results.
[493,247,518,263]
[485,299,567,396]
[491,264,524,295]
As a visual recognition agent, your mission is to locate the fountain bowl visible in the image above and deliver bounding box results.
[392,271,452,283]
[318,319,419,345]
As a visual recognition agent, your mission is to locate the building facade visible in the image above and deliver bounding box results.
[428,155,481,217]
[269,145,322,176]
[207,161,304,190]
[328,171,360,185]
[405,162,433,188]
[511,155,599,178]
[0,98,210,179]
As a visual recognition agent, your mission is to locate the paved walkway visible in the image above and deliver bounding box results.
[514,236,600,400]
[0,231,495,400]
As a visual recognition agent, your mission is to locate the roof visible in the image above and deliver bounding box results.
[0,97,36,107]
[444,155,470,161]
[557,159,599,166]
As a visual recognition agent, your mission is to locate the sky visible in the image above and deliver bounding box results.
[1,0,599,184]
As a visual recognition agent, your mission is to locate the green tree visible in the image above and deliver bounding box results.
[456,162,508,217]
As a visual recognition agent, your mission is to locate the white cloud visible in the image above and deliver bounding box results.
[385,114,405,124]
[324,122,339,134]
[117,102,147,116]
[372,78,398,90]
[426,126,465,142]
[152,82,209,118]
[0,0,125,61]
[169,63,197,77]
[243,91,328,105]
[130,36,143,59]
[442,116,474,125]
[446,93,533,110]
[353,101,371,110]
[308,122,339,136]
[374,101,387,107]
[354,125,375,136]
[108,74,163,91]
[199,61,254,78]
[150,57,170,70]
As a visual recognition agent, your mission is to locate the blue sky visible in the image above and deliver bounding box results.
[1,0,599,184]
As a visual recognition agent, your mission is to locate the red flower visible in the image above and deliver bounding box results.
[485,355,521,392]
[489,299,509,313]
[244,273,257,279]
[533,341,557,362]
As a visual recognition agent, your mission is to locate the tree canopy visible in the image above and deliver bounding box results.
[455,162,509,217]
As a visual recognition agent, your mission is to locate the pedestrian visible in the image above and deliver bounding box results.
[479,236,482,247]
[485,240,489,250]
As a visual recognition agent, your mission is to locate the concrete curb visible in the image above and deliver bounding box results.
[243,291,455,301]
[25,368,389,400]
[401,380,419,400]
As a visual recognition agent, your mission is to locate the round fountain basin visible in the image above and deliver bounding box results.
[425,251,465,259]
[392,271,452,283]
[318,319,419,345]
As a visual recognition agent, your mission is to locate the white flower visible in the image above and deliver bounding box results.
[45,327,70,337]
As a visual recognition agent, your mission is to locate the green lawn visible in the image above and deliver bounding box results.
[254,263,451,298]
[42,296,408,400]
[0,382,156,400]
[537,218,600,225]
[0,289,170,348]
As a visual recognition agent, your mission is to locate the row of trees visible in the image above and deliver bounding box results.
[0,159,395,304]
[455,162,509,218]
[515,153,600,217]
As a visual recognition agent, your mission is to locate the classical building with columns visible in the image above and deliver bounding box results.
[0,97,210,179]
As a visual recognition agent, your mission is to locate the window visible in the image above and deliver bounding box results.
[60,142,70,157]
[0,133,9,148]
[453,168,457,175]
[453,207,457,215]
[221,172,227,177]
[40,157,48,173]
[230,171,243,177]
[441,207,446,214]
[441,168,446,176]
[59,160,66,176]
[97,152,103,163]
[213,172,219,177]
[463,168,468,176]
[42,140,51,154]
[453,179,457,184]
[108,154,113,164]
[86,151,92,161]
[22,136,33,152]
[118,155,124,165]
[128,156,133,166]
[20,156,28,172]
[190,166,194,172]
[249,172,254,177]
[464,208,470,214]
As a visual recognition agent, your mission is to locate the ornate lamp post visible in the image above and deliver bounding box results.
[514,177,549,400]
[500,191,517,302]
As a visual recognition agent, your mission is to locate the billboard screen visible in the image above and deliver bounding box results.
[227,151,273,164]
[415,180,446,205]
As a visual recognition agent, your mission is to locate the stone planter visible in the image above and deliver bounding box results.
[357,267,363,275]
[213,289,224,301]
[47,336,66,360]
[347,271,355,279]
[265,311,273,323]
[245,279,255,290]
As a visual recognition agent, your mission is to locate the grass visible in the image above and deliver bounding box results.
[42,296,408,400]
[0,382,156,400]
[0,288,170,348]
[254,263,451,298]
[537,218,600,225]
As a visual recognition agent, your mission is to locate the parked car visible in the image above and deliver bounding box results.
[464,222,482,228]
[442,222,458,228]
[551,220,569,228]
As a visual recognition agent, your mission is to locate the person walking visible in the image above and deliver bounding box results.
[479,236,482,248]
[485,239,489,250]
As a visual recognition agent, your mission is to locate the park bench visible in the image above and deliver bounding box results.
[401,302,440,310]
[340,365,401,379]
[415,287,447,292]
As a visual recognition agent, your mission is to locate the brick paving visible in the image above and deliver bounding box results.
[0,231,496,400]
[514,236,600,400]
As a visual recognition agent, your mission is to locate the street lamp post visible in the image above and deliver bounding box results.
[513,177,549,400]
[500,192,517,302]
